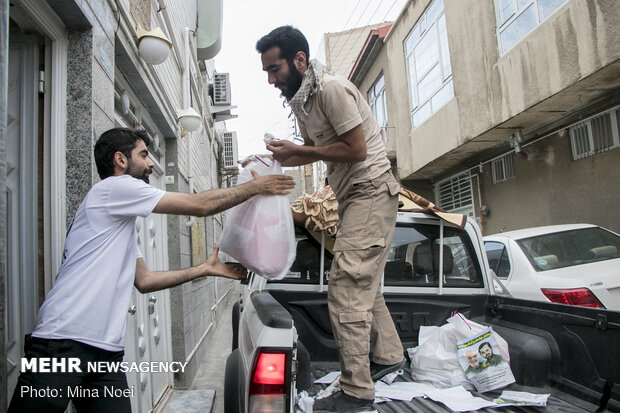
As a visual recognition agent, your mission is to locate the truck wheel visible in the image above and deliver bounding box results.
[231,300,241,351]
[224,349,241,413]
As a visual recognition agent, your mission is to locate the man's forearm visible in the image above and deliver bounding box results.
[135,266,204,294]
[197,181,260,216]
[293,141,365,163]
[281,156,316,167]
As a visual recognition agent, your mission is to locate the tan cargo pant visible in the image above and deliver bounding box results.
[328,170,403,400]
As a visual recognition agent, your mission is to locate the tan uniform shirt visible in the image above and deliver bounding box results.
[294,73,391,202]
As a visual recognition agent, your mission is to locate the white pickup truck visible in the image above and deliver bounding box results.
[224,209,620,413]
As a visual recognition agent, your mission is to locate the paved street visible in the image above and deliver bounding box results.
[162,283,241,413]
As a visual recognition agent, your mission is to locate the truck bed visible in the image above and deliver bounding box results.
[263,290,620,413]
[309,362,602,413]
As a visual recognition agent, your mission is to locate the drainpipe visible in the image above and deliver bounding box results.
[156,0,183,67]
[183,26,195,228]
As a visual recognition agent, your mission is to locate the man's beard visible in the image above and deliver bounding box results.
[281,60,303,100]
[125,160,151,184]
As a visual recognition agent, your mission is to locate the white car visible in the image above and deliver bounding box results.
[483,224,620,311]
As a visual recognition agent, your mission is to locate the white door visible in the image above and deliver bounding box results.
[124,168,172,412]
[142,172,172,407]
[5,37,40,398]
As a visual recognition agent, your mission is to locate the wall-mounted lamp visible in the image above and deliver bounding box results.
[509,129,524,153]
[177,107,201,132]
[137,27,172,65]
[176,27,202,133]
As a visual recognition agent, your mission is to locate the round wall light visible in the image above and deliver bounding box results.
[137,27,172,65]
[177,108,202,132]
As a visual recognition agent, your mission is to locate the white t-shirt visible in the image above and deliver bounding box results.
[33,175,165,351]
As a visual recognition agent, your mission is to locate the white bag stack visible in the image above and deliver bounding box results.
[218,157,296,280]
[407,313,510,390]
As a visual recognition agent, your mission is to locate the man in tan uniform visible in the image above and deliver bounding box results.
[256,26,405,412]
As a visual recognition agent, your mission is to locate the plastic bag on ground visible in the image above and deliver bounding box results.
[218,156,295,280]
[407,312,509,390]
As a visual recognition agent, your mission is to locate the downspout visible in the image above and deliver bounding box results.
[156,0,184,67]
[183,26,195,228]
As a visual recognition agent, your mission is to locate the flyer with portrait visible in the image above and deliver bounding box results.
[456,326,515,393]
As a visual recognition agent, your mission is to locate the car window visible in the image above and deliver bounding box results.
[484,241,511,279]
[516,227,620,271]
[384,224,484,287]
[270,227,332,284]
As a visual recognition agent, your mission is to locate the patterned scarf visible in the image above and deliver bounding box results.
[288,59,329,116]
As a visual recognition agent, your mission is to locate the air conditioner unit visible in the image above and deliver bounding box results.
[213,73,231,105]
[222,131,238,169]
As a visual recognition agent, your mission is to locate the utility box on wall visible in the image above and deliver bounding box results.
[222,131,238,169]
[213,73,231,105]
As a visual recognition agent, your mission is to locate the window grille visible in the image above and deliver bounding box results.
[436,172,473,211]
[570,107,620,160]
[492,152,516,184]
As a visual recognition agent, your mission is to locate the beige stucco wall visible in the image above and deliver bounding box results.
[383,0,620,182]
[356,43,400,159]
[480,132,620,235]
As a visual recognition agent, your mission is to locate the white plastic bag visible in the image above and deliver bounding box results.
[218,156,296,280]
[407,313,509,390]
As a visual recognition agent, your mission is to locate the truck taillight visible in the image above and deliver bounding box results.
[541,288,605,308]
[249,352,287,413]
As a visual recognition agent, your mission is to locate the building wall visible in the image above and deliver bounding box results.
[0,0,8,406]
[480,131,620,235]
[384,0,620,182]
[0,0,229,404]
[356,43,398,161]
[451,0,619,140]
[370,0,619,231]
[381,0,465,183]
[324,23,385,76]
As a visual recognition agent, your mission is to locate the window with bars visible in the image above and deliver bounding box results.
[570,107,620,160]
[436,172,473,211]
[495,0,569,54]
[492,152,516,184]
[368,74,388,143]
[404,0,453,129]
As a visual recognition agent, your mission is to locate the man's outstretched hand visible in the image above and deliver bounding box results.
[204,244,247,280]
[250,170,295,195]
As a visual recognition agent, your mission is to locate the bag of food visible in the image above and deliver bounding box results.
[218,156,296,280]
[407,312,510,390]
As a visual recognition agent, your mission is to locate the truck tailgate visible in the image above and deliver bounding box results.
[309,362,602,413]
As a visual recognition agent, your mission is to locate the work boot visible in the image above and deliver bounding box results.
[370,358,406,381]
[313,391,375,413]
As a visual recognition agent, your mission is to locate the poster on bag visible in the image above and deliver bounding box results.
[456,327,515,393]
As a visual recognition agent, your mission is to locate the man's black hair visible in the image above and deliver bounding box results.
[478,342,492,352]
[256,25,310,62]
[94,128,150,179]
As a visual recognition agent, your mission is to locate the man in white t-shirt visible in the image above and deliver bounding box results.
[8,128,295,413]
